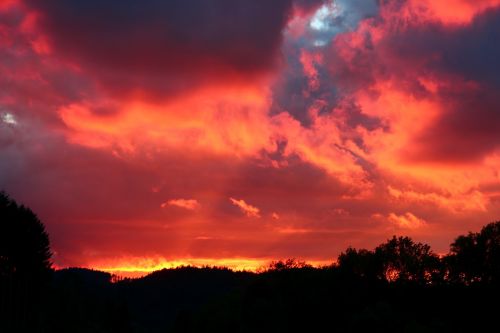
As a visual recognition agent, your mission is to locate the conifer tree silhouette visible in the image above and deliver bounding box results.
[0,191,53,331]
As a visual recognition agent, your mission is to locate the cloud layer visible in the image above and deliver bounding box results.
[1,0,500,273]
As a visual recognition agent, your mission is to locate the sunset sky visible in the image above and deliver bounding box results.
[1,0,500,276]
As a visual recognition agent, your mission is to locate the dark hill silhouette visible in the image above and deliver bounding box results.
[116,266,254,332]
[1,191,499,332]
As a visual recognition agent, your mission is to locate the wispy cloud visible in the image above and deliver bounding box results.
[161,199,200,210]
[229,198,261,218]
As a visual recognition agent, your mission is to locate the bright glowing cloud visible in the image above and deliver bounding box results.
[409,0,500,23]
[229,198,261,218]
[161,199,200,210]
[58,86,274,156]
[387,213,427,230]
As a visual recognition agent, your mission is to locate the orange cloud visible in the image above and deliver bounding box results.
[323,2,500,214]
[229,198,261,218]
[388,186,488,213]
[409,0,500,24]
[353,83,493,208]
[58,85,369,189]
[58,85,274,156]
[272,111,369,188]
[276,227,311,234]
[387,212,427,230]
[161,199,200,210]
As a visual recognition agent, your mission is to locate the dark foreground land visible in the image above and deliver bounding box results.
[2,192,500,332]
[3,262,500,333]
[42,264,500,333]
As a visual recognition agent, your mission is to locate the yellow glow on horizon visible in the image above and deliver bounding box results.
[85,257,333,278]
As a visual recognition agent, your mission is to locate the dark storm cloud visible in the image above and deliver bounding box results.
[270,0,380,127]
[410,87,500,163]
[383,6,500,88]
[23,0,325,99]
[380,7,500,162]
[270,43,340,126]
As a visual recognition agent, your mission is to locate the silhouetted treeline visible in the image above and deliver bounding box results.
[1,191,500,332]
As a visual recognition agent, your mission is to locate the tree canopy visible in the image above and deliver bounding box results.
[447,221,500,284]
[0,192,52,278]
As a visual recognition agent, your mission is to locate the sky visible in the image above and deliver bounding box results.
[1,0,500,276]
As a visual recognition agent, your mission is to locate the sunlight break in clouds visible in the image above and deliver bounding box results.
[229,198,261,218]
[161,199,200,210]
[1,112,17,125]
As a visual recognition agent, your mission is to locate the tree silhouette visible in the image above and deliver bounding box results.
[336,237,442,284]
[0,191,53,331]
[266,258,311,272]
[337,247,379,281]
[0,191,52,276]
[447,221,500,284]
[374,236,442,284]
